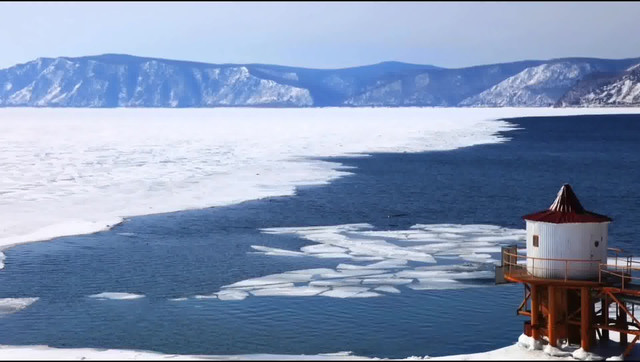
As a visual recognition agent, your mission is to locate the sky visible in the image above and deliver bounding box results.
[1,1,640,70]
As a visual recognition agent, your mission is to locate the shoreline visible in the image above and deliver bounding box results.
[0,332,630,361]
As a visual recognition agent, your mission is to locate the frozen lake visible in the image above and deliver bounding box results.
[0,108,639,358]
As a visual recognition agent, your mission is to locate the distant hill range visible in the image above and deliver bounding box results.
[1,54,639,107]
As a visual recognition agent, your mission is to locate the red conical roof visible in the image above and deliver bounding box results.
[522,184,612,224]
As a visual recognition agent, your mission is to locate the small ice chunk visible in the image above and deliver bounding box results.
[287,268,336,275]
[395,270,444,279]
[414,264,478,272]
[349,256,387,262]
[361,278,413,285]
[223,272,315,288]
[320,287,370,298]
[543,344,572,357]
[396,269,493,280]
[312,253,355,259]
[337,259,407,270]
[168,297,188,302]
[459,253,493,263]
[117,232,136,237]
[215,290,248,301]
[0,297,39,314]
[374,286,401,294]
[572,348,588,360]
[227,283,295,291]
[606,354,624,361]
[194,294,219,300]
[250,245,305,257]
[309,279,362,287]
[350,291,381,298]
[88,292,145,300]
[318,269,387,279]
[300,245,347,254]
[249,286,328,297]
[406,278,482,290]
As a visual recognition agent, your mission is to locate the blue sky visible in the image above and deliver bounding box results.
[2,2,640,69]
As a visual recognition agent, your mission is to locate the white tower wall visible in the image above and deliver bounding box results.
[525,220,609,279]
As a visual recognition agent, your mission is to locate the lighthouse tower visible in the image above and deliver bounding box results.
[522,184,612,280]
[498,183,640,356]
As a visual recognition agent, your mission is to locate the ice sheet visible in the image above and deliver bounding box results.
[3,107,637,256]
[1,332,630,361]
[0,331,631,360]
[0,345,371,360]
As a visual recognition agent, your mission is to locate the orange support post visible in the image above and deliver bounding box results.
[548,286,557,347]
[581,287,591,351]
[619,304,628,346]
[602,295,609,341]
[531,284,539,341]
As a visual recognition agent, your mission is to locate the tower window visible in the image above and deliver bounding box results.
[533,235,539,247]
[595,241,599,248]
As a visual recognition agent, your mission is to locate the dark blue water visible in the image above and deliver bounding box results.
[0,113,639,358]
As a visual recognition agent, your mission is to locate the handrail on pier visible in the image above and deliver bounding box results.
[501,246,638,287]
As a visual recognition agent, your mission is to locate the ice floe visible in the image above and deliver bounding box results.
[250,286,329,297]
[193,295,219,300]
[249,246,306,257]
[0,297,39,315]
[319,287,371,298]
[88,292,145,300]
[192,223,526,300]
[374,286,401,294]
[168,297,188,302]
[215,290,249,301]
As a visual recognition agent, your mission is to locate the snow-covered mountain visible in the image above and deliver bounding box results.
[556,63,640,107]
[343,60,554,106]
[1,54,639,107]
[0,56,313,107]
[459,62,600,106]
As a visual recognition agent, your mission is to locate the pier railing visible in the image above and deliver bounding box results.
[598,250,640,290]
[501,246,637,285]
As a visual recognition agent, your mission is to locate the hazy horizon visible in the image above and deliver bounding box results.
[5,51,640,71]
[2,2,640,70]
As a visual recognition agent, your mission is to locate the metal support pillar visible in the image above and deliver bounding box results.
[619,304,628,346]
[531,284,540,341]
[581,287,591,351]
[602,295,609,341]
[548,286,557,347]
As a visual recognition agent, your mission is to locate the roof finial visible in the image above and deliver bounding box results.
[522,184,611,223]
[549,184,585,213]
